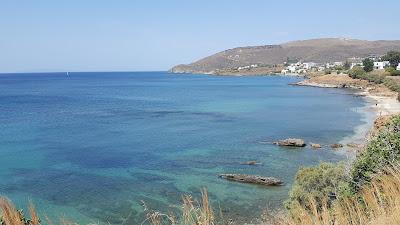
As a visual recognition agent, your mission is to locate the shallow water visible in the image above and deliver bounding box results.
[0,72,370,224]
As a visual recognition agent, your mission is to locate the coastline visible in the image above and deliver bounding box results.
[296,74,400,155]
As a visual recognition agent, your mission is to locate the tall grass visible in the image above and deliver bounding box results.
[143,188,214,225]
[0,189,214,225]
[0,197,42,225]
[273,165,400,225]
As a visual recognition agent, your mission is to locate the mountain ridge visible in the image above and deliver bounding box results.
[170,38,400,75]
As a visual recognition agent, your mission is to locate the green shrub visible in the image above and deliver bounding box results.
[383,77,400,92]
[324,69,332,75]
[285,115,400,217]
[350,115,400,192]
[286,163,349,210]
[349,66,366,79]
[382,51,400,68]
[386,67,396,74]
[349,67,387,84]
[365,72,386,84]
[392,70,400,76]
[363,58,374,72]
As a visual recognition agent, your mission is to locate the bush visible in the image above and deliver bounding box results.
[286,115,400,214]
[392,70,400,76]
[348,66,366,79]
[365,72,386,84]
[349,67,387,84]
[363,58,374,72]
[350,115,400,192]
[383,77,400,92]
[385,67,396,74]
[382,51,400,68]
[286,163,349,210]
[324,69,332,75]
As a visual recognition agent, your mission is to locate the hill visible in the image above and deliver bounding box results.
[170,38,400,75]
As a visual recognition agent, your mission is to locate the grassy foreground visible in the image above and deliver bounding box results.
[2,115,400,225]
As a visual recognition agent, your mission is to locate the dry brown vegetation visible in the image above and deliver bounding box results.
[143,188,214,225]
[0,189,215,225]
[270,166,400,225]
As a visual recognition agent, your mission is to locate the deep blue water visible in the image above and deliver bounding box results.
[0,72,367,224]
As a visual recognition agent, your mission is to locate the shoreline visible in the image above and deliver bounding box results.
[296,75,400,155]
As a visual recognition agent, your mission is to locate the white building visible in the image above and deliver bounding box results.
[374,61,390,70]
[397,63,400,71]
[287,65,296,73]
[302,62,316,70]
[334,62,344,66]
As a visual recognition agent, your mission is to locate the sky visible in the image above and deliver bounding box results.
[1,0,399,73]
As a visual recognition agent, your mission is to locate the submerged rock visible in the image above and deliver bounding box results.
[331,143,344,149]
[273,138,306,147]
[240,161,262,166]
[218,174,283,186]
[310,143,322,148]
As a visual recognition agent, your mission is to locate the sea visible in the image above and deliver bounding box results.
[0,72,372,224]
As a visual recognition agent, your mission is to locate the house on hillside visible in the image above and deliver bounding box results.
[317,66,325,72]
[287,65,296,73]
[397,63,400,71]
[302,62,316,70]
[334,62,343,66]
[350,62,363,69]
[367,54,381,61]
[374,61,390,70]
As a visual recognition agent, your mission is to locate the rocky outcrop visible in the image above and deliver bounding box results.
[274,138,306,147]
[331,143,344,149]
[310,143,322,148]
[218,174,283,186]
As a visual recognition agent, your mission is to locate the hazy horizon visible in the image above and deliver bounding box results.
[1,0,400,73]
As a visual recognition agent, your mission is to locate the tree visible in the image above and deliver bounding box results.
[344,61,351,70]
[382,51,400,68]
[363,58,374,72]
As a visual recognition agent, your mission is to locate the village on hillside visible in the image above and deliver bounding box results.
[280,53,400,75]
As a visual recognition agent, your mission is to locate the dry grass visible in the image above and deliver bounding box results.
[144,188,214,225]
[0,189,214,225]
[272,165,400,225]
[0,197,25,225]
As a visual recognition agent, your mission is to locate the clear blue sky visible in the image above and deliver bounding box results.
[1,0,399,73]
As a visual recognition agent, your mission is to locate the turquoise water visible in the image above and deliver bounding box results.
[0,72,367,224]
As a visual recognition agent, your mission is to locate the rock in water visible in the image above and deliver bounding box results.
[273,138,306,147]
[240,161,262,166]
[218,174,283,186]
[310,143,322,148]
[331,143,344,149]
